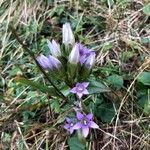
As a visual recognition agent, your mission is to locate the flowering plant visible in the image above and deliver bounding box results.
[12,22,111,148]
[35,22,101,138]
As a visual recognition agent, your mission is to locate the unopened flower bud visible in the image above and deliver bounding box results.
[62,22,75,46]
[36,54,52,69]
[68,44,80,64]
[48,55,62,70]
[47,39,61,58]
[84,52,96,69]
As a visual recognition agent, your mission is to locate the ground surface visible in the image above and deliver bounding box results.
[0,0,150,150]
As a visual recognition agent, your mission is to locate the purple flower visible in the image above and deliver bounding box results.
[36,54,62,70]
[73,112,99,138]
[64,117,75,134]
[48,55,62,70]
[77,43,95,65]
[70,82,89,99]
[84,52,96,70]
[36,54,53,69]
[47,39,61,58]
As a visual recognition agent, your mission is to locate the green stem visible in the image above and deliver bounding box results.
[9,25,67,101]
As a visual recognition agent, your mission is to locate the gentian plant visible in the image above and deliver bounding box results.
[34,22,110,147]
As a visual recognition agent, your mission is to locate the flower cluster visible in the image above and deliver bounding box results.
[68,43,96,69]
[67,82,99,138]
[64,112,99,138]
[36,22,98,138]
[37,23,95,74]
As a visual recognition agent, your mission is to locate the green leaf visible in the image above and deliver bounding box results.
[137,89,150,114]
[88,80,110,94]
[0,94,4,102]
[9,66,22,76]
[51,99,60,113]
[60,85,70,96]
[143,3,150,16]
[2,133,11,142]
[140,37,150,44]
[95,103,116,123]
[102,42,113,51]
[137,72,150,85]
[107,74,123,90]
[15,77,57,96]
[121,51,135,61]
[55,5,65,15]
[55,116,66,124]
[68,136,86,150]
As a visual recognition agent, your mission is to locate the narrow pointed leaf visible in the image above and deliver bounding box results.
[15,77,58,96]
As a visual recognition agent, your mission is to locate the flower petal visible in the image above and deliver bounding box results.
[82,82,89,88]
[47,39,61,58]
[70,87,77,93]
[89,121,99,129]
[76,83,82,87]
[64,124,70,130]
[86,113,93,120]
[84,52,96,70]
[37,55,52,69]
[83,89,89,95]
[80,55,87,65]
[77,93,83,99]
[82,126,89,138]
[66,117,71,123]
[76,112,84,120]
[48,55,62,69]
[69,128,74,134]
[73,122,82,130]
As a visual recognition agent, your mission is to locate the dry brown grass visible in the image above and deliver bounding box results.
[0,0,150,149]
